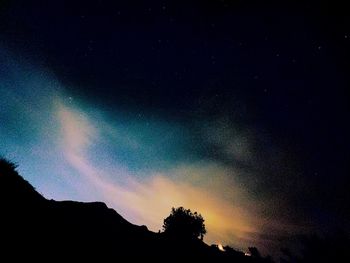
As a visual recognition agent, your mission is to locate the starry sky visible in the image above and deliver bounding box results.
[0,0,349,256]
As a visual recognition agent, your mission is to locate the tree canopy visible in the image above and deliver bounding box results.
[162,207,206,240]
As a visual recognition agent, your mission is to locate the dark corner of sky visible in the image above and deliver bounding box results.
[0,0,349,258]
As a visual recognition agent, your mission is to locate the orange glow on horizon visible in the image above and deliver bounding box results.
[56,102,308,253]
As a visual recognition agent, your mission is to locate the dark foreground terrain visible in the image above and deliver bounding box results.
[1,159,348,262]
[0,159,273,262]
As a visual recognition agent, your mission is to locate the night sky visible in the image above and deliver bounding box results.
[1,0,349,256]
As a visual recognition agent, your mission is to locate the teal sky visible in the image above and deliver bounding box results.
[1,1,349,256]
[0,47,295,254]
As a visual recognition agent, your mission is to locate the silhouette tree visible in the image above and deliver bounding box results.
[0,158,18,175]
[249,247,261,258]
[163,207,206,240]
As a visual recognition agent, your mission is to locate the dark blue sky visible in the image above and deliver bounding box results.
[1,0,349,255]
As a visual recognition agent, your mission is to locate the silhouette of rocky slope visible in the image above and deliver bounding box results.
[0,159,270,262]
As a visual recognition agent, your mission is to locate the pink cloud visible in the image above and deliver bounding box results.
[56,102,307,253]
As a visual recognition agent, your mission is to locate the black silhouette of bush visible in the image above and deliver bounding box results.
[163,206,206,240]
[0,157,41,202]
[0,158,18,175]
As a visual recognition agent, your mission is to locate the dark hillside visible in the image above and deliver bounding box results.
[0,158,270,262]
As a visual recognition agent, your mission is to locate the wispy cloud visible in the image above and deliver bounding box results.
[55,101,278,250]
[1,49,311,255]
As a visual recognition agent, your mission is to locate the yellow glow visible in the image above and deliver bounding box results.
[56,102,260,249]
[218,243,225,251]
[56,102,308,254]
